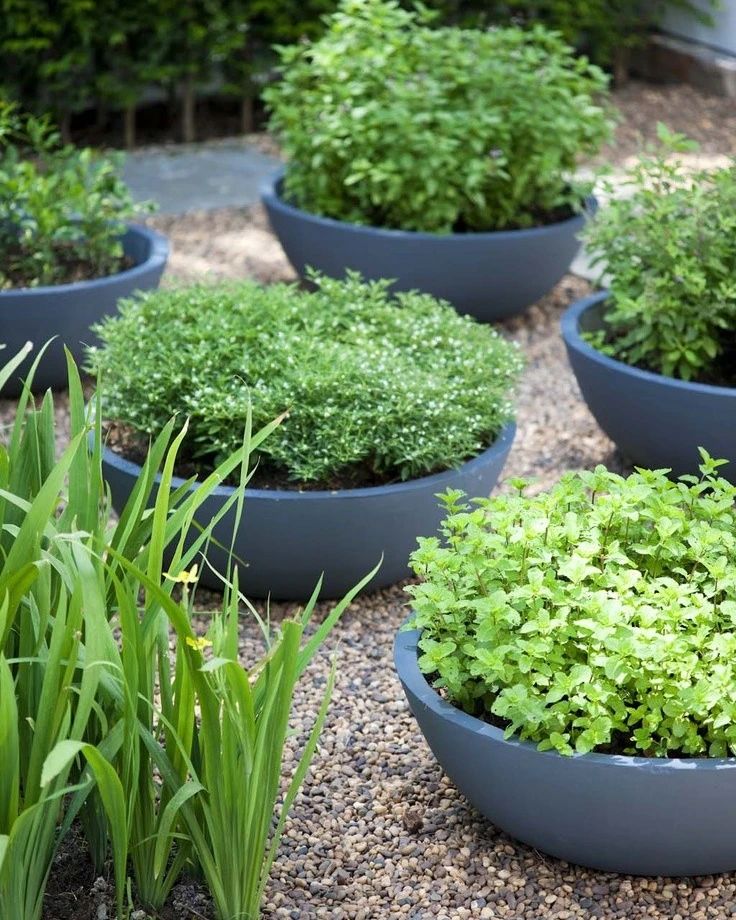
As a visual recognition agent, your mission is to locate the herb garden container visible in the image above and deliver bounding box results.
[395,625,736,877]
[0,224,168,395]
[262,173,592,322]
[561,292,736,476]
[99,422,515,600]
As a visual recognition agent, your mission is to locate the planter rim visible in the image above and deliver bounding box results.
[395,623,736,771]
[262,169,592,242]
[0,223,169,298]
[562,291,736,399]
[97,419,516,502]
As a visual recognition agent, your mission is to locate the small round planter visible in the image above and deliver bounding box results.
[261,172,591,322]
[0,224,168,396]
[395,626,736,876]
[561,292,736,476]
[99,422,515,600]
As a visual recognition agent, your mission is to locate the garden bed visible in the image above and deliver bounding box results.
[32,78,736,918]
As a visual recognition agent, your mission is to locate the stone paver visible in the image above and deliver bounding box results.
[122,140,281,215]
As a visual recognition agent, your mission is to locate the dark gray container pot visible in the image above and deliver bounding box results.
[261,172,590,322]
[100,422,515,600]
[0,224,168,395]
[562,292,736,476]
[395,626,736,876]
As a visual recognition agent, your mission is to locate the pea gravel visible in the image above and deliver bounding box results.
[35,79,736,919]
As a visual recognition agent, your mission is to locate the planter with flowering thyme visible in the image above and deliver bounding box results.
[396,455,736,876]
[262,0,613,321]
[88,271,522,599]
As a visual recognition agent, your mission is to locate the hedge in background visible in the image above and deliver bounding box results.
[0,0,716,146]
[88,272,523,486]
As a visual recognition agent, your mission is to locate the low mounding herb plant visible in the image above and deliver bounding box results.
[265,0,613,233]
[409,453,736,758]
[88,272,522,486]
[583,124,736,383]
[0,102,146,289]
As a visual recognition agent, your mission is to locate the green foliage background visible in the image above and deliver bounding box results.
[0,0,715,133]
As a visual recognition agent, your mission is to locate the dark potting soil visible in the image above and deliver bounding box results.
[2,250,134,290]
[42,823,216,920]
[103,420,421,492]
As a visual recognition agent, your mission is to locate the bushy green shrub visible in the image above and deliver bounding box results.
[88,272,522,485]
[583,125,736,383]
[0,104,146,288]
[265,0,613,233]
[409,453,736,757]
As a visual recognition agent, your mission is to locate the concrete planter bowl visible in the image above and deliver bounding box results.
[0,224,168,395]
[261,172,590,322]
[395,626,736,876]
[100,422,515,601]
[561,292,736,476]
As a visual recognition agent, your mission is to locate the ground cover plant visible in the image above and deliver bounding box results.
[583,125,736,384]
[409,452,736,757]
[88,271,522,488]
[0,345,369,920]
[265,0,613,233]
[0,102,145,288]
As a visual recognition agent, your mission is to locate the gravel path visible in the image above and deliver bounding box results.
[40,80,736,918]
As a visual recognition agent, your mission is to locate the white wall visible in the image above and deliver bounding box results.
[663,1,736,56]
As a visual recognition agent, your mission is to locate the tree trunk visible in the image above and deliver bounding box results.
[181,75,196,143]
[59,111,72,144]
[123,104,136,150]
[240,94,254,134]
[612,47,630,87]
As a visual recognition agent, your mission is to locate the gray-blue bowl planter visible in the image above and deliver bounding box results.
[395,626,736,876]
[261,173,590,322]
[562,292,736,476]
[0,224,168,395]
[99,422,515,600]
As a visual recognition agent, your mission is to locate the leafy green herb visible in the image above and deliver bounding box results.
[265,0,613,233]
[88,271,522,485]
[409,452,736,757]
[582,124,736,383]
[0,102,147,289]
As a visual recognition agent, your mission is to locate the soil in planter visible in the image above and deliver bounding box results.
[103,420,491,492]
[2,248,134,290]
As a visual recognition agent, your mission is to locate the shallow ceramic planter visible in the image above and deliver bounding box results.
[395,626,736,876]
[100,422,515,600]
[561,292,736,476]
[0,224,168,395]
[261,172,590,322]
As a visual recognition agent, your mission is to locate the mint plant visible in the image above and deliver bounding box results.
[265,0,613,233]
[409,453,736,757]
[88,271,522,486]
[583,124,736,383]
[0,103,146,289]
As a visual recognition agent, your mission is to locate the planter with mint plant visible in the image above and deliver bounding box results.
[88,271,522,599]
[395,456,736,876]
[562,126,736,476]
[0,105,167,394]
[261,0,613,322]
